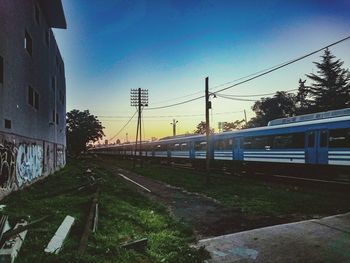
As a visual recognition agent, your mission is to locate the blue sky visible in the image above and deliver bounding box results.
[54,0,350,142]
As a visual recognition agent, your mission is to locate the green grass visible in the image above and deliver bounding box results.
[1,158,208,263]
[109,158,350,217]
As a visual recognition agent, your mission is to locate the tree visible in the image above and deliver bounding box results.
[295,78,313,114]
[193,121,214,134]
[246,91,296,128]
[222,119,245,131]
[66,109,105,155]
[305,48,350,112]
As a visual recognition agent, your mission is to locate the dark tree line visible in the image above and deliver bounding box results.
[246,49,350,128]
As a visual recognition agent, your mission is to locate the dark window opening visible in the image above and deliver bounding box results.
[272,133,304,149]
[51,76,56,90]
[52,110,55,123]
[329,128,350,148]
[28,86,34,106]
[25,30,32,56]
[308,132,315,147]
[45,30,50,46]
[243,133,305,149]
[35,4,40,24]
[0,55,3,84]
[56,113,59,125]
[195,141,207,151]
[34,91,39,110]
[214,138,233,150]
[320,131,328,147]
[59,90,65,104]
[4,119,11,129]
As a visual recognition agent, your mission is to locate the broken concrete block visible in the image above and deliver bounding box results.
[0,221,28,263]
[44,215,75,254]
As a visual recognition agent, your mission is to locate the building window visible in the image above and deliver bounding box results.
[45,30,50,46]
[52,110,59,125]
[34,91,39,110]
[28,86,39,110]
[4,119,11,129]
[28,86,34,106]
[25,30,32,56]
[59,90,65,104]
[35,4,40,24]
[0,55,3,84]
[51,76,56,90]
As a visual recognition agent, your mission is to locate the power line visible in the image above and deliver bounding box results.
[145,95,204,110]
[218,88,298,98]
[214,35,350,94]
[216,94,257,102]
[144,35,350,110]
[99,110,244,119]
[108,110,137,141]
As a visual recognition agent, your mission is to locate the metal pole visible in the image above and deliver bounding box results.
[244,109,247,125]
[205,77,210,177]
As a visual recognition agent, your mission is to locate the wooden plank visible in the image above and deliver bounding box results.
[44,215,75,254]
[78,189,99,254]
[121,238,148,253]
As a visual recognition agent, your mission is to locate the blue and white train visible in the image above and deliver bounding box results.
[92,108,350,179]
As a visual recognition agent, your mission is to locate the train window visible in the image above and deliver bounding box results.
[320,131,328,147]
[273,133,304,149]
[251,136,271,149]
[242,137,253,149]
[329,129,350,148]
[214,138,232,150]
[195,141,207,151]
[308,132,315,147]
[180,143,188,151]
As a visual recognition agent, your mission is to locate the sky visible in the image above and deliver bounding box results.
[53,0,350,143]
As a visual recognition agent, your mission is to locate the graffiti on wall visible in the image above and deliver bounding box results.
[56,146,65,168]
[0,135,66,198]
[16,144,43,187]
[0,142,16,191]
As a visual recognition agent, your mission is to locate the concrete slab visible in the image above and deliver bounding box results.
[198,213,350,263]
[45,215,75,254]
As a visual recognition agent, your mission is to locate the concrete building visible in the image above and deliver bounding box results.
[0,0,67,199]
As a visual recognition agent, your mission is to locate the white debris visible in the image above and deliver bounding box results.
[44,215,75,254]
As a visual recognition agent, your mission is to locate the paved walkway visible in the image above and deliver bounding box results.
[198,213,350,263]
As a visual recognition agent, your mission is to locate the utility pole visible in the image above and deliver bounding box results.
[244,109,247,125]
[130,88,148,168]
[205,77,210,180]
[170,119,178,136]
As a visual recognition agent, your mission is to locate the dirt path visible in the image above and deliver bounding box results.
[102,163,290,239]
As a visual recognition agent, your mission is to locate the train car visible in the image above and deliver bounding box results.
[91,108,350,179]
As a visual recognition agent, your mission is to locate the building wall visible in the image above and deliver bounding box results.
[0,0,66,199]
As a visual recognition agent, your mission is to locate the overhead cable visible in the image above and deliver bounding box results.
[145,35,350,110]
[108,110,138,141]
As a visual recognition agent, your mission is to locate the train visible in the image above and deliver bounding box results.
[91,108,350,181]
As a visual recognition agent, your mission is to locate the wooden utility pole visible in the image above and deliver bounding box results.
[131,88,148,169]
[205,77,210,179]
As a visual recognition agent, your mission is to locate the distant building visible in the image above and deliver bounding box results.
[0,0,67,199]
